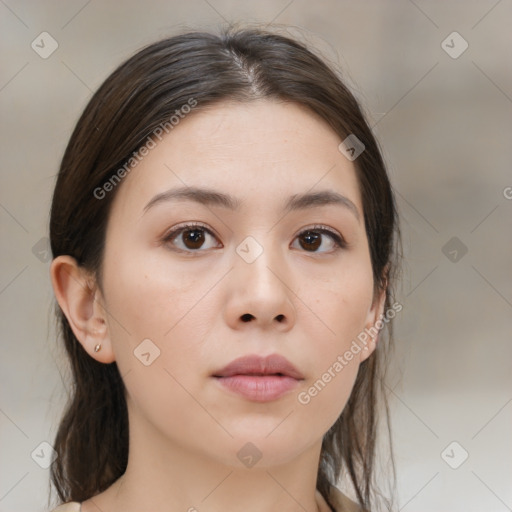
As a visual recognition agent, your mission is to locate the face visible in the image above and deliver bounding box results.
[95,99,384,468]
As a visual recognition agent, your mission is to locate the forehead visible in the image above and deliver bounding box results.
[109,99,362,219]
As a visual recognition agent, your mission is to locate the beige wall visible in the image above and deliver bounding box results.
[1,1,511,511]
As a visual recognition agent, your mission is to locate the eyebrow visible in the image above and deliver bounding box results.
[142,186,360,222]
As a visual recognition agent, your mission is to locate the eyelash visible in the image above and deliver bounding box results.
[161,222,347,254]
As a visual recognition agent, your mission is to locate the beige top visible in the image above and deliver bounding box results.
[50,485,364,512]
[327,486,365,512]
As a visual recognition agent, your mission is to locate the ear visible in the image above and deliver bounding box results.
[358,282,387,364]
[50,255,115,363]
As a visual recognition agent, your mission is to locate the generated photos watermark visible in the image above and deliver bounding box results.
[93,97,198,200]
[297,301,403,405]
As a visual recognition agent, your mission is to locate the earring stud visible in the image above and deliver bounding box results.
[94,343,102,352]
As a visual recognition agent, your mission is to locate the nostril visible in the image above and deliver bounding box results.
[241,313,253,322]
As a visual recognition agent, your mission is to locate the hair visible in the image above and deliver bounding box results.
[49,24,401,512]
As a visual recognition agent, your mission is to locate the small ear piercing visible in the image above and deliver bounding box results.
[94,343,102,352]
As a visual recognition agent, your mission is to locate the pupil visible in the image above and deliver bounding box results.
[184,229,204,248]
[302,231,320,251]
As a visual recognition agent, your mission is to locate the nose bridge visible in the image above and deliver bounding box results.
[228,231,295,326]
[235,231,287,288]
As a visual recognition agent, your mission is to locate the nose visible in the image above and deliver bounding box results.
[223,240,296,332]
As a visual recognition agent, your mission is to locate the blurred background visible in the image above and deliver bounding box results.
[1,1,511,511]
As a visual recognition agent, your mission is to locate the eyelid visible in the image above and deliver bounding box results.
[163,221,217,239]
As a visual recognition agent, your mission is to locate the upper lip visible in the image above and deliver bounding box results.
[212,353,304,380]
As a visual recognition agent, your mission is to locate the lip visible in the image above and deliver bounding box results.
[214,375,301,402]
[212,354,304,402]
[213,353,304,379]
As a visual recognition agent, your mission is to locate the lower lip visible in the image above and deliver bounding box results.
[213,375,301,402]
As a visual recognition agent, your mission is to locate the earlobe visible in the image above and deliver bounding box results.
[359,285,387,364]
[49,255,116,363]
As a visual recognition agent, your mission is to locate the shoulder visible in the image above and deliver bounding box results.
[49,502,81,512]
[329,485,366,512]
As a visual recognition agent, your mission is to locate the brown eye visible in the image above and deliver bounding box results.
[293,226,346,253]
[162,223,346,254]
[163,223,221,253]
[299,230,321,251]
[180,228,206,249]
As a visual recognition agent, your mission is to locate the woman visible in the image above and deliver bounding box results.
[48,25,401,512]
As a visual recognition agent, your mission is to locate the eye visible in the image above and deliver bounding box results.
[291,225,347,253]
[162,222,346,254]
[162,222,221,253]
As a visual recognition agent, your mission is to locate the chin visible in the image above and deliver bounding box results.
[205,430,316,470]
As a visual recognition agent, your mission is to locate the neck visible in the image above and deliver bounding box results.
[83,402,331,512]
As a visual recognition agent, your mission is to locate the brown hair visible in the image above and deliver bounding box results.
[49,24,401,511]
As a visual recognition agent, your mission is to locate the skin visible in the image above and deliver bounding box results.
[51,99,386,512]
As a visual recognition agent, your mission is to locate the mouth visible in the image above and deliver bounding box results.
[212,353,304,402]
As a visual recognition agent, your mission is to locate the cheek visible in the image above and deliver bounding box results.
[100,249,218,445]
[117,353,229,465]
[103,242,209,341]
[296,357,360,434]
[100,242,220,394]
[294,263,374,427]
[305,262,375,349]
[294,296,369,437]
